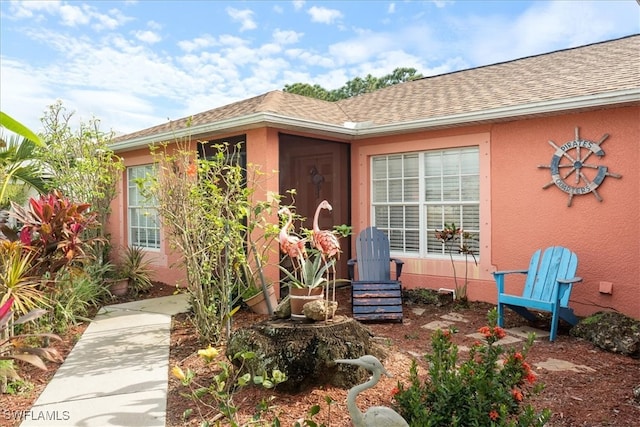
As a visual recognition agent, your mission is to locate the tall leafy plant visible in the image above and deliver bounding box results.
[10,190,101,278]
[0,241,47,317]
[0,112,47,211]
[37,101,123,247]
[434,223,477,303]
[145,137,279,344]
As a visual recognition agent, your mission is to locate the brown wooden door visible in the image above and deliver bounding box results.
[279,133,350,279]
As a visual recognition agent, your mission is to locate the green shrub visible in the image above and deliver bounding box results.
[48,266,109,333]
[393,309,550,426]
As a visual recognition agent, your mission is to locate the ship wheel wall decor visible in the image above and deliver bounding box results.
[538,127,622,207]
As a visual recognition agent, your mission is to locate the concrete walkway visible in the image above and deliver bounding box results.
[20,294,189,427]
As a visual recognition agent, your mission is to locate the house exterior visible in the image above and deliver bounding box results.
[110,35,640,319]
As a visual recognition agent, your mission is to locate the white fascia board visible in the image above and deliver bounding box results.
[111,89,639,151]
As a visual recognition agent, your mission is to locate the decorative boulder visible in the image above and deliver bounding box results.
[302,300,338,321]
[226,315,386,392]
[570,311,640,358]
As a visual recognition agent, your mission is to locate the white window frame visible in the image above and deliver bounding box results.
[127,165,160,250]
[371,147,480,259]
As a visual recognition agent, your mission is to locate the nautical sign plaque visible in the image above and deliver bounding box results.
[538,127,621,207]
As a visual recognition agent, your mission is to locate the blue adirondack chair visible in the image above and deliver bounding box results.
[492,246,582,341]
[347,227,404,322]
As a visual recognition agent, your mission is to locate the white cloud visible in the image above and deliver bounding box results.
[284,48,335,68]
[307,6,343,24]
[272,29,303,45]
[92,12,121,31]
[453,1,640,66]
[292,1,305,11]
[328,31,395,65]
[226,7,257,31]
[430,0,452,8]
[178,35,218,53]
[147,20,162,31]
[6,1,131,31]
[133,30,161,44]
[0,58,56,132]
[58,4,91,27]
[7,1,61,20]
[2,0,637,137]
[218,34,249,47]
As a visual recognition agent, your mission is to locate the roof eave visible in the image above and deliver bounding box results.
[110,112,352,152]
[111,89,640,152]
[356,88,640,137]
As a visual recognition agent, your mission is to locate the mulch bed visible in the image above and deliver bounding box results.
[2,283,639,427]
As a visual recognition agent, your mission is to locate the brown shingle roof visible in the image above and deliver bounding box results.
[338,34,639,125]
[114,35,639,144]
[114,91,346,142]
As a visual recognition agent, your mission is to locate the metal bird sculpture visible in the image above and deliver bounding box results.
[335,355,409,427]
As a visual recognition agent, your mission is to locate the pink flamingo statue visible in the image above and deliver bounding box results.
[312,200,341,319]
[278,207,306,271]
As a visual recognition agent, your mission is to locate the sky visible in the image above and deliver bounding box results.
[1,0,639,137]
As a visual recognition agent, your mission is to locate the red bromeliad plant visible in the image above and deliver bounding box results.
[9,189,100,278]
[392,308,550,426]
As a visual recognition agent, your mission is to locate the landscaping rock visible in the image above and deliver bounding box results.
[302,299,337,321]
[570,311,640,358]
[273,295,291,319]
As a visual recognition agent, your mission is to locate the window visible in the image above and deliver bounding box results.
[127,165,160,249]
[372,147,479,257]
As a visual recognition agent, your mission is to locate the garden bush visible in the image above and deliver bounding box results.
[393,309,551,426]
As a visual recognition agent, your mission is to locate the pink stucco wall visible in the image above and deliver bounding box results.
[490,107,639,318]
[351,106,639,318]
[106,128,284,293]
[109,106,638,319]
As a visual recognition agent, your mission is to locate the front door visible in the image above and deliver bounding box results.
[279,133,350,279]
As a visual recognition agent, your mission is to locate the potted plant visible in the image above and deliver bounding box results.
[120,246,153,297]
[280,252,334,319]
[104,262,129,297]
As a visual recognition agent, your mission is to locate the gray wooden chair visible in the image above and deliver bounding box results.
[347,227,404,322]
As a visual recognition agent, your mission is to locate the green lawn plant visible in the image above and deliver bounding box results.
[47,266,109,333]
[392,308,551,426]
[171,346,287,426]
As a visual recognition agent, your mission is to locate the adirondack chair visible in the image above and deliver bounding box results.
[492,246,582,341]
[347,227,404,322]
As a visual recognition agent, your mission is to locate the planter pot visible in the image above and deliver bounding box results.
[289,286,324,320]
[107,279,129,296]
[244,286,278,315]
